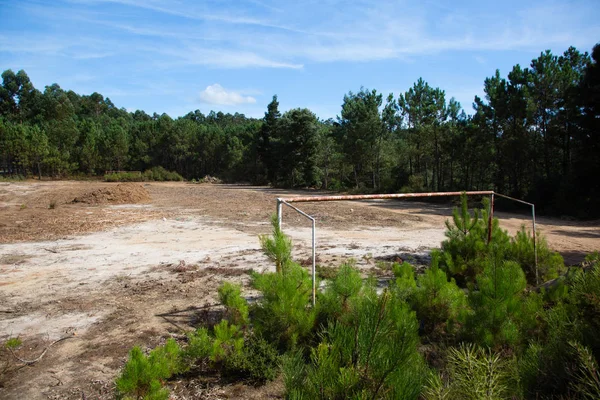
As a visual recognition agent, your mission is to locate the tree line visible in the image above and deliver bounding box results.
[1,43,599,217]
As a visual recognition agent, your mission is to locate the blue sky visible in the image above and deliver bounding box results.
[1,0,599,119]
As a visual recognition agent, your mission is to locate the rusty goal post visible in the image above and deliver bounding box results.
[276,191,538,306]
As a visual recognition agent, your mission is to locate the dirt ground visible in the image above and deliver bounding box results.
[1,181,598,399]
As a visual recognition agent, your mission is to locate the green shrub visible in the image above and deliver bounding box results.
[410,253,469,336]
[392,261,417,300]
[218,282,249,326]
[105,167,183,182]
[253,214,316,350]
[317,262,365,324]
[425,344,516,400]
[259,214,293,273]
[251,263,316,350]
[281,350,306,397]
[392,257,468,337]
[517,259,600,398]
[440,195,510,286]
[104,172,143,182]
[569,341,600,400]
[467,251,529,348]
[115,339,182,400]
[4,337,22,349]
[223,334,280,383]
[518,303,582,396]
[180,327,212,368]
[288,289,428,399]
[569,253,600,356]
[149,339,182,381]
[179,325,279,384]
[143,166,183,182]
[510,226,565,285]
[441,194,566,289]
[210,320,244,363]
[0,174,25,182]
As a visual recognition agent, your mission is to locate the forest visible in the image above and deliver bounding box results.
[1,43,599,217]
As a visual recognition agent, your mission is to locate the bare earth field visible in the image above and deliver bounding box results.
[1,181,598,399]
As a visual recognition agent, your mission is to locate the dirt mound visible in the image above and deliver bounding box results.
[72,183,150,204]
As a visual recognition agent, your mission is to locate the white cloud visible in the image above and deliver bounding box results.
[153,46,303,69]
[199,84,257,106]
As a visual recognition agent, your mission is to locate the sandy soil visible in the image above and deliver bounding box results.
[0,181,598,399]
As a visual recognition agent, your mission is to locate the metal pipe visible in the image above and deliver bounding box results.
[487,193,495,244]
[279,200,317,307]
[312,219,316,307]
[493,193,538,282]
[493,192,534,207]
[277,198,283,230]
[280,190,494,203]
[532,204,538,285]
[281,200,316,221]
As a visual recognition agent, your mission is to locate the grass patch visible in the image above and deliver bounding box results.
[104,166,184,182]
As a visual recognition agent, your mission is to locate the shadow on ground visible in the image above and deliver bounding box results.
[157,304,224,332]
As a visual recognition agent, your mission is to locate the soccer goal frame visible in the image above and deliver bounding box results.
[276,191,537,306]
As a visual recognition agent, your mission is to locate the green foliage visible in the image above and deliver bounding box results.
[143,166,183,181]
[3,337,22,349]
[104,167,183,182]
[508,257,600,397]
[425,344,515,400]
[148,339,182,382]
[218,282,249,326]
[105,171,143,182]
[467,251,530,348]
[251,262,316,350]
[510,258,600,398]
[222,333,280,384]
[281,350,306,397]
[409,253,469,336]
[531,305,580,393]
[441,195,510,285]
[115,341,182,400]
[210,319,244,363]
[291,288,428,399]
[274,108,321,187]
[422,372,450,400]
[570,341,600,399]
[180,327,212,367]
[317,262,366,324]
[179,325,279,385]
[259,214,293,273]
[568,255,600,360]
[392,261,417,299]
[510,226,565,284]
[0,174,25,182]
[441,195,566,288]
